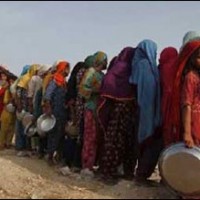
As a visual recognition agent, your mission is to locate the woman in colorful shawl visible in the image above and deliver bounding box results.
[71,56,95,172]
[129,39,162,182]
[15,64,39,156]
[159,47,178,147]
[43,61,70,165]
[0,77,16,150]
[97,47,138,183]
[79,51,107,177]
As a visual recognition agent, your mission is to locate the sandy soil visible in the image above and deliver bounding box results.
[0,149,178,199]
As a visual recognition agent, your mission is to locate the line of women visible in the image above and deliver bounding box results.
[0,31,199,192]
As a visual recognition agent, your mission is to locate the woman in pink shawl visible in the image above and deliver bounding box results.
[97,47,138,184]
[159,47,178,147]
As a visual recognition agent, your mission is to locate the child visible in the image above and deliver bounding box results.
[181,45,200,148]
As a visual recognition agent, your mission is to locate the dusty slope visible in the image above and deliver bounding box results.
[0,149,178,199]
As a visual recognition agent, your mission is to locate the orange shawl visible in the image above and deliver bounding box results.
[53,61,70,87]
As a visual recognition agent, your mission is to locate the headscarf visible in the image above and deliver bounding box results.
[53,61,70,87]
[20,65,31,76]
[165,40,200,147]
[42,63,58,95]
[180,31,200,52]
[66,62,86,101]
[107,56,118,71]
[38,65,49,76]
[129,39,161,144]
[84,55,95,69]
[17,64,39,89]
[159,47,178,145]
[93,51,107,66]
[98,47,135,133]
[159,47,179,93]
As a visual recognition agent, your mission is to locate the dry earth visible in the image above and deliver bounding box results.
[0,149,179,199]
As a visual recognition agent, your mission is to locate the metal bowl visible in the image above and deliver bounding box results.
[6,103,16,113]
[16,109,27,121]
[24,122,37,137]
[159,142,200,197]
[37,114,56,133]
[22,112,34,128]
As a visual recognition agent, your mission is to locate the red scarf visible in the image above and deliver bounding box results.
[159,47,178,146]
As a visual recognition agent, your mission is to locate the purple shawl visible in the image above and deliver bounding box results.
[100,47,135,100]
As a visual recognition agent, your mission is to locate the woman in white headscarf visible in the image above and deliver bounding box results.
[26,65,49,154]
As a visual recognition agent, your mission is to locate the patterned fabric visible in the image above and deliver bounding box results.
[93,51,107,66]
[79,67,104,112]
[84,55,95,69]
[76,68,86,133]
[82,109,97,170]
[181,71,200,142]
[99,100,137,177]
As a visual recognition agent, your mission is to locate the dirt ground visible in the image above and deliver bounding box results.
[0,149,178,199]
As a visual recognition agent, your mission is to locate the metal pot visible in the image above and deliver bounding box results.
[159,142,200,197]
[6,103,16,113]
[37,114,56,134]
[22,113,34,128]
[24,122,37,137]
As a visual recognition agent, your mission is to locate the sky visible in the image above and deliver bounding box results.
[0,1,199,76]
